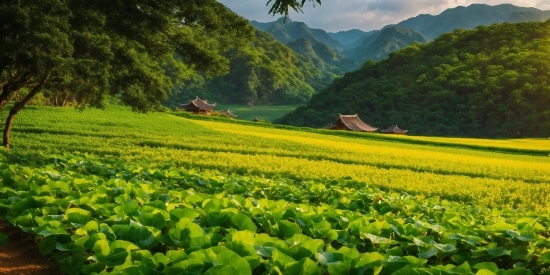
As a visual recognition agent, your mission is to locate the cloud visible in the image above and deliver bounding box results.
[219,0,549,32]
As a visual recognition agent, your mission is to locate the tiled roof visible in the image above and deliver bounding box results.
[181,97,216,110]
[326,114,378,132]
[381,124,408,134]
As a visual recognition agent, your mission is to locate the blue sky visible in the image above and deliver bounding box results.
[218,0,550,32]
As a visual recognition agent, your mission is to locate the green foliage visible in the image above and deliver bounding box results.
[278,20,550,138]
[2,153,550,273]
[166,29,329,106]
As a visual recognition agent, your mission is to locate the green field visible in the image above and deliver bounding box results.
[1,106,550,274]
[212,104,300,122]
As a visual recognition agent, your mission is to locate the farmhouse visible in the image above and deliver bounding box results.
[325,114,378,132]
[381,125,408,134]
[180,97,216,114]
[221,109,237,119]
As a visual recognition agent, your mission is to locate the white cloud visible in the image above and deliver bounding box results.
[219,0,549,31]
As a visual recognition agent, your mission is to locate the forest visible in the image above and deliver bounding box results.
[164,30,333,107]
[277,20,550,138]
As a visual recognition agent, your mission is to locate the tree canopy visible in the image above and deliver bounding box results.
[0,0,321,148]
[278,20,550,138]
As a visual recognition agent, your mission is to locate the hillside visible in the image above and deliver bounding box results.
[344,26,428,62]
[327,29,374,46]
[286,38,358,75]
[252,17,345,51]
[397,3,550,39]
[165,30,329,106]
[277,20,550,138]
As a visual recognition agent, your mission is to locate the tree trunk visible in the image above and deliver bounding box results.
[3,74,49,149]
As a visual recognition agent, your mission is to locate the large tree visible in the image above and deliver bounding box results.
[0,0,321,149]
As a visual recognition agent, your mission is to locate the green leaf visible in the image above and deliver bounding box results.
[283,257,321,275]
[95,251,129,267]
[277,220,302,239]
[417,247,438,259]
[476,270,497,275]
[203,265,240,275]
[129,225,156,248]
[93,240,111,256]
[231,213,257,232]
[254,245,275,257]
[226,240,257,257]
[38,235,56,255]
[327,260,351,275]
[170,258,205,275]
[318,252,344,266]
[213,250,251,275]
[273,249,296,270]
[0,232,8,246]
[474,262,499,273]
[170,208,199,221]
[36,221,68,236]
[65,208,91,228]
[138,212,165,230]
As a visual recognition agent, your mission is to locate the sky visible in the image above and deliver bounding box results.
[218,0,550,32]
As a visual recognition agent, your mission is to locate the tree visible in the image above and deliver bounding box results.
[0,0,322,149]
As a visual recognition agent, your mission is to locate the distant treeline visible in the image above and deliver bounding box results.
[277,20,550,138]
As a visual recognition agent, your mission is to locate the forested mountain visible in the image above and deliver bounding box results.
[277,20,550,138]
[251,18,345,51]
[344,26,428,62]
[165,30,330,107]
[327,29,373,46]
[397,4,550,39]
[286,38,358,75]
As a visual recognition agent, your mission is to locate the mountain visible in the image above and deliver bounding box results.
[397,4,550,39]
[166,30,332,107]
[286,38,358,75]
[252,17,345,52]
[344,26,428,62]
[276,20,550,138]
[327,29,374,46]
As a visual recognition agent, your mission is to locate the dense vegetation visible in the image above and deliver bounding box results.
[1,106,550,274]
[165,30,329,107]
[278,20,550,138]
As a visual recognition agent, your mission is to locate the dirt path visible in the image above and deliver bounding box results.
[0,222,61,275]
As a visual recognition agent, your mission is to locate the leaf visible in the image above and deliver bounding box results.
[231,213,257,232]
[476,270,497,275]
[36,221,68,236]
[128,225,156,248]
[273,249,296,270]
[254,245,275,257]
[65,208,91,228]
[327,260,351,275]
[203,265,240,275]
[170,258,205,275]
[318,252,344,266]
[226,240,256,257]
[38,235,56,255]
[417,247,438,259]
[0,233,8,246]
[213,250,251,275]
[170,208,199,221]
[474,262,499,273]
[93,240,111,256]
[277,220,302,239]
[283,257,321,275]
[137,212,165,230]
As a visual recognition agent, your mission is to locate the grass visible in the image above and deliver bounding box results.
[213,104,300,121]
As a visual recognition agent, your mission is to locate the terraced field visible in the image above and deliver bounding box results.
[0,106,549,274]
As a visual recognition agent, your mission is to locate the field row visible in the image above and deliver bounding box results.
[0,155,547,274]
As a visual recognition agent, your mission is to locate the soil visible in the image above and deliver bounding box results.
[0,222,61,275]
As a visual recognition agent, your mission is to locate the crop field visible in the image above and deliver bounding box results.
[1,106,550,274]
[212,104,300,122]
